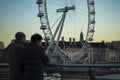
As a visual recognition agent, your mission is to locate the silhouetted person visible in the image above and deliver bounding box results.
[7,32,26,80]
[22,34,49,80]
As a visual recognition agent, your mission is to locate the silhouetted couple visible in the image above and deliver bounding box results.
[7,32,49,80]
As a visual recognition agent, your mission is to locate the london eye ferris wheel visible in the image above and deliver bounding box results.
[36,0,95,64]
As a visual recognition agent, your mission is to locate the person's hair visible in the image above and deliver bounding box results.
[31,34,43,43]
[15,32,26,41]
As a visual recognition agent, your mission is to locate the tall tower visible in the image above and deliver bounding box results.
[61,37,65,47]
[73,38,76,47]
[69,37,72,47]
[80,31,84,46]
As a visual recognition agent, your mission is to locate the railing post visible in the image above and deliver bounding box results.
[88,67,96,80]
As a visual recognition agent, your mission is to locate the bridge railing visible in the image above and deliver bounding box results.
[0,63,120,80]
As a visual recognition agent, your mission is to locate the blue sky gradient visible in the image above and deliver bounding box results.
[0,0,120,47]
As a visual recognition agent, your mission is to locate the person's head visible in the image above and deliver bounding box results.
[31,34,43,46]
[15,32,26,43]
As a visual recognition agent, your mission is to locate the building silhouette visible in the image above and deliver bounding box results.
[0,42,4,50]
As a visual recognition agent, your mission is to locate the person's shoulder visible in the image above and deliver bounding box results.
[24,43,30,47]
[18,43,24,47]
[38,46,44,49]
[39,46,46,52]
[13,43,24,49]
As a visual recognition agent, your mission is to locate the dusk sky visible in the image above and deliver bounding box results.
[0,0,120,47]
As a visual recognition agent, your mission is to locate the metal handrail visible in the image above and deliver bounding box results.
[0,63,120,80]
[1,63,120,67]
[47,63,120,67]
[0,63,9,68]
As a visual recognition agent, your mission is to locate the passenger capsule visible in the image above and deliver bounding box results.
[37,13,44,17]
[89,29,95,33]
[89,1,94,5]
[90,20,95,24]
[40,25,47,30]
[45,37,50,41]
[36,0,43,4]
[88,37,93,41]
[90,11,95,14]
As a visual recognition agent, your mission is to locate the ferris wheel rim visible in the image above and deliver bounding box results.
[36,0,95,63]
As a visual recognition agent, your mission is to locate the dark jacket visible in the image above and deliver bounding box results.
[7,42,24,80]
[22,43,49,80]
